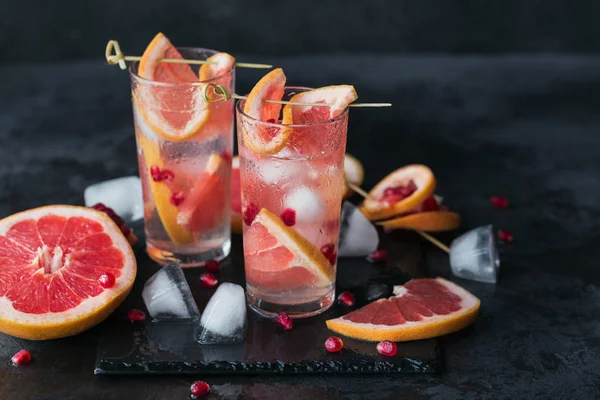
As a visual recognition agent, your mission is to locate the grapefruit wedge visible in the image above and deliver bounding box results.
[243,208,334,291]
[199,52,235,82]
[326,278,479,342]
[135,32,211,142]
[359,165,436,221]
[378,211,462,232]
[0,205,136,340]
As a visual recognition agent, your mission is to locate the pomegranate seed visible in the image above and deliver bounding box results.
[92,203,107,212]
[280,208,296,227]
[421,196,439,212]
[170,192,185,206]
[243,203,260,226]
[266,118,276,123]
[200,273,218,288]
[220,151,232,163]
[320,243,335,259]
[190,381,210,398]
[205,259,220,273]
[383,194,405,206]
[337,291,355,307]
[376,341,398,356]
[327,251,337,265]
[98,272,116,289]
[383,187,399,197]
[150,165,163,182]
[498,229,514,242]
[120,224,131,236]
[128,309,146,322]
[160,169,174,182]
[324,336,344,352]
[275,312,293,330]
[490,195,509,209]
[368,250,388,263]
[11,350,31,365]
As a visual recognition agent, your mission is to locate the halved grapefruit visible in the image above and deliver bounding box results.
[243,208,334,291]
[241,68,288,155]
[135,32,212,142]
[326,278,479,342]
[359,165,436,221]
[0,205,136,340]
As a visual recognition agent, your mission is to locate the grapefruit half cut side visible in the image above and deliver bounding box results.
[326,278,479,342]
[243,208,334,291]
[0,205,136,340]
[359,164,436,221]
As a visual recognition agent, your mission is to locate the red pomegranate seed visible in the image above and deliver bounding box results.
[98,272,116,289]
[128,309,146,322]
[327,251,337,265]
[337,291,355,307]
[220,151,232,163]
[490,195,509,209]
[205,259,220,273]
[324,336,344,352]
[150,165,163,182]
[275,312,293,330]
[376,341,398,356]
[243,203,260,226]
[160,169,174,182]
[320,243,335,259]
[280,208,296,227]
[170,192,185,206]
[11,350,31,365]
[421,196,439,212]
[266,118,276,123]
[120,225,131,236]
[383,187,399,197]
[368,250,388,263]
[190,381,210,398]
[498,229,514,242]
[200,273,218,288]
[92,203,107,212]
[383,194,405,206]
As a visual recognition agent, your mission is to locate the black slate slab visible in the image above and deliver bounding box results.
[95,227,442,375]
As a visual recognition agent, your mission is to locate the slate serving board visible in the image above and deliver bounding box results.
[95,224,442,375]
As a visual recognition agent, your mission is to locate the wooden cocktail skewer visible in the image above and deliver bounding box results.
[105,40,273,70]
[344,180,450,253]
[230,94,391,108]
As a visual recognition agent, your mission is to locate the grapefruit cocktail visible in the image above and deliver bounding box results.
[237,69,357,317]
[131,33,234,267]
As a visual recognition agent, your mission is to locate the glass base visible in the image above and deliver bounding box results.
[147,239,231,268]
[246,288,335,319]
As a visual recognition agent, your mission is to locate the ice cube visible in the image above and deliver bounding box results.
[338,201,379,257]
[256,159,301,185]
[142,262,201,320]
[84,176,143,223]
[198,283,247,344]
[284,186,324,222]
[450,225,500,284]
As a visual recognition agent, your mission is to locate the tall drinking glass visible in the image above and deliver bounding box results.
[130,48,235,267]
[236,87,348,318]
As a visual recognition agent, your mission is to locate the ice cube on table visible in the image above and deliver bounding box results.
[338,201,379,257]
[142,262,201,320]
[284,186,324,222]
[450,225,500,284]
[198,283,247,344]
[84,176,143,223]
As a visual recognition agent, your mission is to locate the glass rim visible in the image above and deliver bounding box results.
[129,46,235,87]
[236,86,350,128]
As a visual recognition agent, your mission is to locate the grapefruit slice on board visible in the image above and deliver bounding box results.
[243,208,334,291]
[326,278,479,342]
[359,164,436,221]
[241,68,288,155]
[0,205,136,340]
[378,211,462,232]
[135,32,211,142]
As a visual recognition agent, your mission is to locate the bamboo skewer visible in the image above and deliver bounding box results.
[231,94,391,108]
[345,180,450,254]
[105,40,273,70]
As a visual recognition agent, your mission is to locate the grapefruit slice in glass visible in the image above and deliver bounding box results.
[243,208,334,291]
[199,52,235,82]
[241,68,288,155]
[135,32,211,142]
[326,278,479,342]
[0,205,136,340]
[359,164,436,221]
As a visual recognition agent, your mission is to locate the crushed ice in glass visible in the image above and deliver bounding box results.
[142,262,201,320]
[338,201,379,257]
[198,283,247,344]
[450,225,500,284]
[84,176,143,223]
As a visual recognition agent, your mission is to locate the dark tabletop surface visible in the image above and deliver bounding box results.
[1,55,600,399]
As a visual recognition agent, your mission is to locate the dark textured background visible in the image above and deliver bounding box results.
[1,1,600,399]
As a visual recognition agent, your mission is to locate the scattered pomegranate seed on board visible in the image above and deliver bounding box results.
[376,341,398,356]
[128,309,146,322]
[11,350,31,365]
[190,381,210,398]
[205,259,220,273]
[498,230,514,242]
[325,336,344,352]
[490,195,509,209]
[337,291,355,307]
[368,250,388,263]
[275,313,293,330]
[200,273,218,288]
